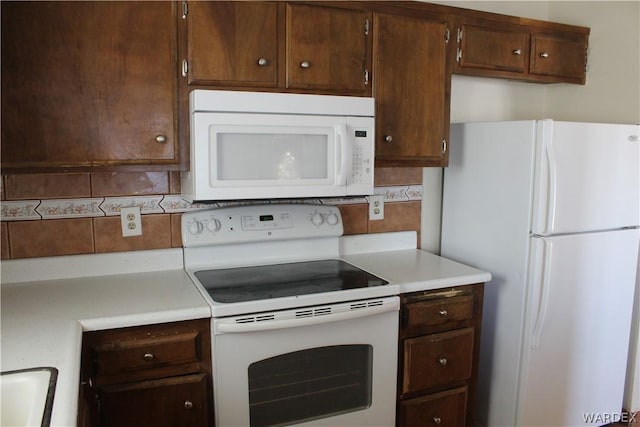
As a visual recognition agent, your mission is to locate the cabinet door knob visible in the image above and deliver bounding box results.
[184,400,194,409]
[540,52,549,58]
[438,357,448,366]
[384,135,393,143]
[512,48,522,55]
[257,57,269,66]
[438,309,448,316]
[300,60,310,69]
[433,417,442,424]
[155,135,167,143]
[143,352,155,361]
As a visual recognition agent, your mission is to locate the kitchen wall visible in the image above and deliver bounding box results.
[425,0,640,414]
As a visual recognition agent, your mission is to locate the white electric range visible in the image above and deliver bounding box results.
[182,203,400,427]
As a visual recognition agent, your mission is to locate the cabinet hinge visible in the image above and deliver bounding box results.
[445,28,450,44]
[182,1,188,19]
[456,48,463,63]
[364,18,370,36]
[181,59,188,78]
[457,27,463,43]
[364,69,369,85]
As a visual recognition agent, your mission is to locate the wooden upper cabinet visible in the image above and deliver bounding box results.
[457,25,529,73]
[453,17,589,84]
[1,2,178,171]
[286,3,370,94]
[373,12,450,167]
[184,1,371,95]
[530,34,587,81]
[186,1,279,87]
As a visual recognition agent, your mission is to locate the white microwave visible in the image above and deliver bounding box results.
[181,90,375,202]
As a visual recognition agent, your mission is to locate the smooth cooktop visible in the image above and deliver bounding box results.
[194,260,389,303]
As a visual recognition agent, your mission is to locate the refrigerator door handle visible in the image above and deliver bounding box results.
[544,137,558,234]
[531,238,553,348]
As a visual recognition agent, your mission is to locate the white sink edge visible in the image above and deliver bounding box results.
[1,367,58,427]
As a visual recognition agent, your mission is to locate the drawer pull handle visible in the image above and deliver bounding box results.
[438,309,448,316]
[300,60,310,69]
[384,135,393,143]
[184,400,194,410]
[512,48,522,55]
[433,417,442,424]
[540,52,549,58]
[257,57,269,66]
[143,353,155,361]
[438,357,448,366]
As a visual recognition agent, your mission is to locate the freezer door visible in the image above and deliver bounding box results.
[519,229,639,426]
[531,121,640,234]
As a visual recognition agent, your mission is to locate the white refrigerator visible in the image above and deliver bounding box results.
[441,120,640,427]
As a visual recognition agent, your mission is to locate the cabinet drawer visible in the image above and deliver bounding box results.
[91,331,201,376]
[84,319,208,380]
[403,295,473,329]
[399,386,467,427]
[402,328,474,394]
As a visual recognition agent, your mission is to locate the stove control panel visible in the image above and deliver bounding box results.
[182,204,344,247]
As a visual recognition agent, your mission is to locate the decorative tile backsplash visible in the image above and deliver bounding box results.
[1,187,422,222]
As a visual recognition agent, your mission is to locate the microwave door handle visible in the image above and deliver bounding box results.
[335,125,352,185]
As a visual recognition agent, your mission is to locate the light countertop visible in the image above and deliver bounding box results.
[1,249,211,426]
[1,232,490,426]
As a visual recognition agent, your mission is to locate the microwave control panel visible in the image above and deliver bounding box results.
[351,137,373,185]
[347,117,374,191]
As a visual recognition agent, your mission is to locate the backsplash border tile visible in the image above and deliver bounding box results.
[1,200,41,221]
[37,198,104,219]
[0,186,422,222]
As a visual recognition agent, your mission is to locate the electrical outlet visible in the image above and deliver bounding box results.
[120,206,142,237]
[369,195,384,221]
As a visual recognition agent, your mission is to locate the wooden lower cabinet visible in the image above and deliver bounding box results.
[79,319,213,427]
[397,284,483,427]
[99,374,209,427]
[399,386,468,427]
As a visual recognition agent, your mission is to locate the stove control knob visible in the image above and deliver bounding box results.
[326,212,340,226]
[310,212,324,226]
[206,218,222,233]
[188,219,204,235]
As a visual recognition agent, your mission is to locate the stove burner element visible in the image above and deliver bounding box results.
[194,260,388,303]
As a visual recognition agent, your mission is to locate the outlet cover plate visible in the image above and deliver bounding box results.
[369,195,384,221]
[120,206,142,237]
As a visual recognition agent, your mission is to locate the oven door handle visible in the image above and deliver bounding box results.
[215,302,398,334]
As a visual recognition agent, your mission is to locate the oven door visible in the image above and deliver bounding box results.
[211,296,399,427]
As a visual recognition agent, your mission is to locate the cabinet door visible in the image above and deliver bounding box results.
[186,1,279,87]
[458,25,529,73]
[373,13,449,166]
[399,387,467,427]
[530,34,587,82]
[98,374,210,427]
[1,2,178,170]
[286,3,370,94]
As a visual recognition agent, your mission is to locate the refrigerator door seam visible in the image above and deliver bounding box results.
[531,237,552,349]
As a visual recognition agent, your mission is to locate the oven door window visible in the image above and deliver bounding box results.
[248,345,373,427]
